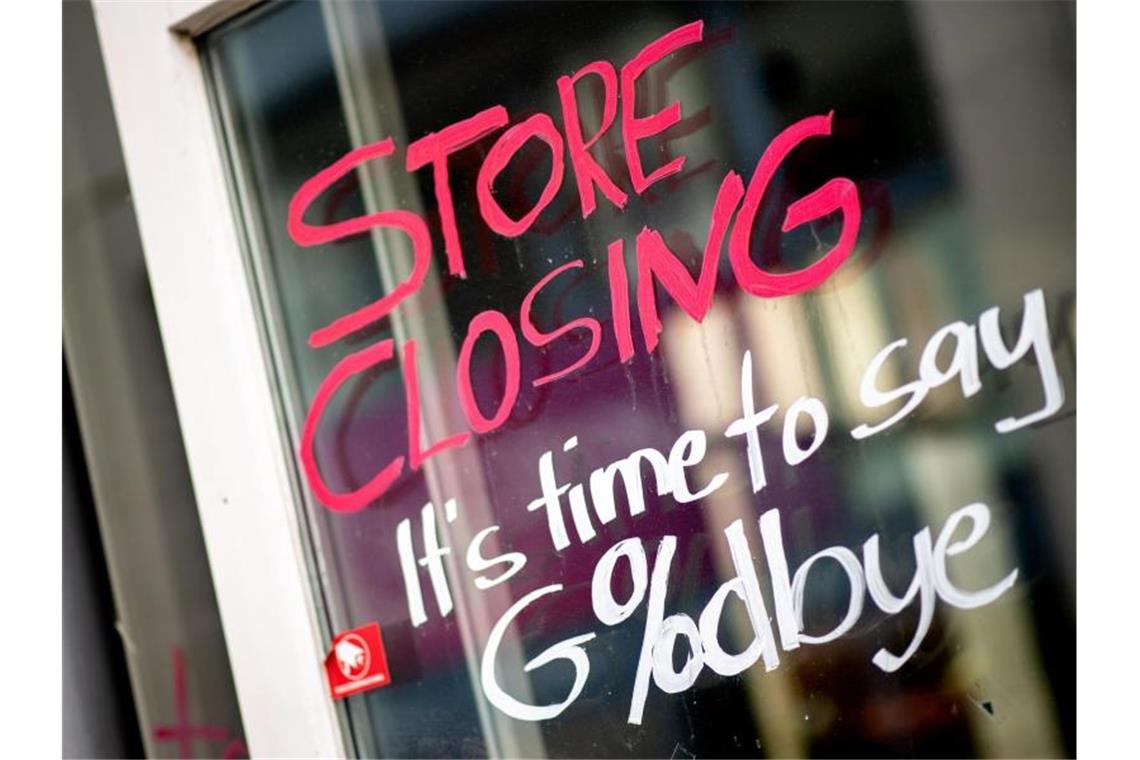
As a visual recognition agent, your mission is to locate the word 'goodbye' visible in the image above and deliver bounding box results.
[286,20,862,513]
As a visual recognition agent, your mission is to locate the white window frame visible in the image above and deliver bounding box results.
[91,1,346,756]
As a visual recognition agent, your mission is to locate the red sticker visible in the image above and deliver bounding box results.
[324,622,391,699]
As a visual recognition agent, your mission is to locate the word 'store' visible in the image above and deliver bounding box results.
[287,20,862,513]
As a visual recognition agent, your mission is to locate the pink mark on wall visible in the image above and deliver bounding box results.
[152,648,248,759]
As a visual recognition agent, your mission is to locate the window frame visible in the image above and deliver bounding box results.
[91,1,347,755]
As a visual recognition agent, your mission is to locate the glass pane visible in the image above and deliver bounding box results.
[203,1,1074,757]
